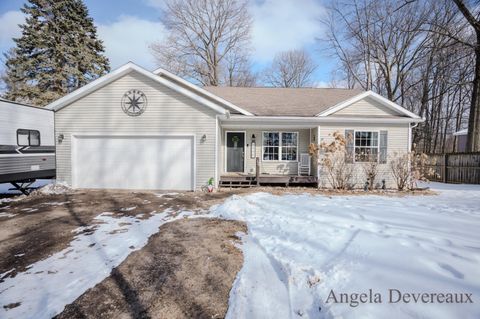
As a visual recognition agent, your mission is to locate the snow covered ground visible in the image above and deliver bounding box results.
[1,183,479,318]
[212,183,480,319]
[0,209,193,319]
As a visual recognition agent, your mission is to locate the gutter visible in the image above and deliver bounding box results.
[221,115,425,124]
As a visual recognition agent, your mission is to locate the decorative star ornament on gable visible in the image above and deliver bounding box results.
[121,89,147,116]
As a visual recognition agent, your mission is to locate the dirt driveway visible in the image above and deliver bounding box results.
[56,218,246,319]
[0,189,243,277]
[0,188,252,318]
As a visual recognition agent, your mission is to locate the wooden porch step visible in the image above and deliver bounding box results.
[288,176,318,184]
[219,174,318,188]
[219,179,255,188]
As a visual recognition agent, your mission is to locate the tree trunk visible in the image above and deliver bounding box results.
[467,43,480,151]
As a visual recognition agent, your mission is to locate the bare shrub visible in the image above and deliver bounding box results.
[362,161,379,190]
[390,152,410,191]
[390,150,436,190]
[310,131,355,190]
[411,152,436,188]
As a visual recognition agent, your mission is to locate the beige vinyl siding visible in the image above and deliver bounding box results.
[318,123,410,189]
[55,71,217,190]
[220,128,310,175]
[334,96,400,116]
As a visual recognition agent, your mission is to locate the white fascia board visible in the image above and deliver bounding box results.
[153,67,254,116]
[46,63,133,111]
[220,116,424,129]
[222,115,424,124]
[317,90,422,119]
[46,62,228,115]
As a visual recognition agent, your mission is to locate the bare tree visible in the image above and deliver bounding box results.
[450,0,480,151]
[323,0,430,101]
[322,0,474,153]
[263,49,317,87]
[150,0,252,86]
[223,47,257,87]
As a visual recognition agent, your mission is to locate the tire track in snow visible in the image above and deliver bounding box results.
[239,195,336,318]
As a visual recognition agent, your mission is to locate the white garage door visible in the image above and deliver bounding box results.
[72,136,194,190]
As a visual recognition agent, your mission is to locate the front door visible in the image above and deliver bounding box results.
[226,132,245,172]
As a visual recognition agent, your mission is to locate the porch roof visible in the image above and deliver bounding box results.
[219,115,423,129]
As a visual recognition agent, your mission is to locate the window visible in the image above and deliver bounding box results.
[17,130,30,146]
[281,132,297,161]
[17,129,40,146]
[263,132,298,161]
[263,132,279,160]
[354,131,378,162]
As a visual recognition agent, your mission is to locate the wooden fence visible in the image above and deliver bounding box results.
[425,152,480,184]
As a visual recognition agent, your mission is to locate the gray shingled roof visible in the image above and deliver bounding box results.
[203,87,363,116]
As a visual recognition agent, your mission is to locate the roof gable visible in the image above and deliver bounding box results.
[153,67,253,115]
[46,62,231,115]
[317,91,421,119]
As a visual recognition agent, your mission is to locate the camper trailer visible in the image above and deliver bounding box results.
[0,98,55,194]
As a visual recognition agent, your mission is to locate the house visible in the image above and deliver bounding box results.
[46,62,423,191]
[453,129,468,152]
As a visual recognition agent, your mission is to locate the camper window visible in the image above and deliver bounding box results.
[17,130,29,146]
[30,130,40,146]
[17,129,41,146]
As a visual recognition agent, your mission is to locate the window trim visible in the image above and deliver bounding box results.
[17,129,41,147]
[353,130,379,163]
[262,131,299,162]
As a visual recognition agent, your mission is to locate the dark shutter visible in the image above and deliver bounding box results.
[379,130,388,163]
[345,129,354,163]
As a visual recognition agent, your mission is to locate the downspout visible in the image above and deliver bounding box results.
[408,121,420,153]
[408,121,420,189]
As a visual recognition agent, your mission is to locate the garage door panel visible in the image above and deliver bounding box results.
[73,136,193,190]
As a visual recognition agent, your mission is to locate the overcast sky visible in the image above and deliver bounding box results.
[0,0,336,86]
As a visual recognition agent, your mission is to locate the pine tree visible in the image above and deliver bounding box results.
[3,0,110,106]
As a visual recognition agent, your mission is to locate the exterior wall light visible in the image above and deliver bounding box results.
[57,134,64,144]
[251,134,256,158]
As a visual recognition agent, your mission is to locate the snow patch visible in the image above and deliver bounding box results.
[31,182,71,196]
[0,212,17,218]
[155,192,179,198]
[214,183,480,319]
